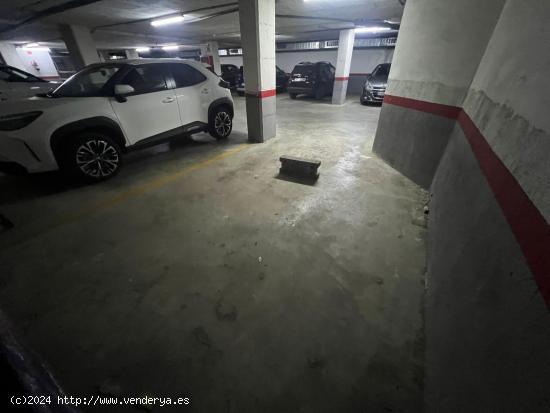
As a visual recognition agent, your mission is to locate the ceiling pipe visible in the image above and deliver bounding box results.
[92,2,239,31]
[275,14,353,24]
[92,6,355,32]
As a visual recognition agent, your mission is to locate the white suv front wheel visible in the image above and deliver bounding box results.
[209,107,233,140]
[60,132,122,182]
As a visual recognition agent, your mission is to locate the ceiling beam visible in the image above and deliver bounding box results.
[0,0,102,34]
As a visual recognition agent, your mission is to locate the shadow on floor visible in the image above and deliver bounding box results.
[274,173,319,186]
[0,132,249,206]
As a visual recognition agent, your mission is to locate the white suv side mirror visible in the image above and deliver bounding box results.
[114,84,135,95]
[114,84,135,103]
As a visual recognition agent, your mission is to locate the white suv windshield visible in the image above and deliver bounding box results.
[53,64,122,97]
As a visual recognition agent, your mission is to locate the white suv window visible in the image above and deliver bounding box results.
[170,64,206,88]
[53,64,121,97]
[120,64,168,95]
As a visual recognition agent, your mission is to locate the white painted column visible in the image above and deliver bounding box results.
[59,25,100,70]
[199,44,211,68]
[125,49,139,60]
[207,41,221,75]
[332,29,355,105]
[238,0,276,142]
[0,42,28,71]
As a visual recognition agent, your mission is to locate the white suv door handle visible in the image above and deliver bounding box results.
[201,88,209,94]
[162,97,175,103]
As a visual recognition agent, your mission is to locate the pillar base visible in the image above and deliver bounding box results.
[332,79,349,105]
[245,95,276,143]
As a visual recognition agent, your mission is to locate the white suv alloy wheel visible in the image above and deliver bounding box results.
[214,111,232,137]
[75,139,120,178]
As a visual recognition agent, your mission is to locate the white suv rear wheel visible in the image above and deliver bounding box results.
[209,107,233,139]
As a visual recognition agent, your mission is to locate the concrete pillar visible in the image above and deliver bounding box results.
[238,0,276,143]
[332,29,355,105]
[125,49,139,60]
[372,0,506,188]
[207,41,221,75]
[59,24,100,70]
[97,50,111,62]
[199,45,211,67]
[124,49,139,59]
[0,42,28,71]
[424,0,550,411]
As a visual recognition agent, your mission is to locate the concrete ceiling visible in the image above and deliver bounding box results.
[0,0,404,49]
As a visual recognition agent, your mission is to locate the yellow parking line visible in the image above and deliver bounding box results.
[11,144,248,245]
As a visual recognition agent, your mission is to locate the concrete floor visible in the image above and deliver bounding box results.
[0,94,427,412]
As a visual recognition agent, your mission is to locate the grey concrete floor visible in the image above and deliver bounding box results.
[0,94,427,412]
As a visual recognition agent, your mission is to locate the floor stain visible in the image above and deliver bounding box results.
[215,299,238,322]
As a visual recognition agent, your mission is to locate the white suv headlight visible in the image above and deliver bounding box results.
[0,111,43,131]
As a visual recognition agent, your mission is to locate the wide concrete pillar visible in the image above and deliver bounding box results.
[60,25,99,70]
[332,29,355,105]
[0,42,27,71]
[207,41,221,75]
[426,0,550,411]
[372,0,506,188]
[125,49,139,60]
[238,0,276,143]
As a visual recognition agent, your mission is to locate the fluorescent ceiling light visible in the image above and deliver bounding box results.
[162,45,179,51]
[355,26,392,34]
[20,46,51,52]
[151,15,185,27]
[136,47,150,52]
[24,42,40,48]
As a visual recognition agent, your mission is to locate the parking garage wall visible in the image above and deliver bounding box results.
[15,48,59,79]
[220,48,393,95]
[426,1,550,411]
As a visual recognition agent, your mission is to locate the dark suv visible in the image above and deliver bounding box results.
[287,61,335,100]
[361,63,391,104]
[236,66,289,96]
[220,64,240,89]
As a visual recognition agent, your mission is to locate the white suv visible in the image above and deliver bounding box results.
[0,59,234,182]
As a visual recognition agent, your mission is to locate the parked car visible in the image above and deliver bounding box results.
[220,64,240,89]
[0,59,234,182]
[361,63,391,104]
[287,61,335,100]
[0,65,57,102]
[236,66,289,96]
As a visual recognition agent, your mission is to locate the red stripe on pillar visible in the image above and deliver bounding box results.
[383,93,550,308]
[335,76,349,81]
[383,94,461,119]
[245,89,276,98]
[458,110,550,307]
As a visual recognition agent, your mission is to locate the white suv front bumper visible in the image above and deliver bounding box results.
[0,135,56,173]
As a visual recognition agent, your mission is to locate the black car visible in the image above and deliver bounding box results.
[220,64,240,89]
[236,65,289,96]
[361,63,391,104]
[287,61,335,100]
